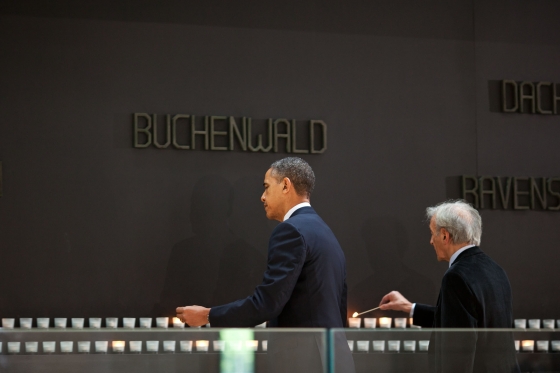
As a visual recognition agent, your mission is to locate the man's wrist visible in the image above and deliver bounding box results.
[409,303,416,317]
[206,308,211,324]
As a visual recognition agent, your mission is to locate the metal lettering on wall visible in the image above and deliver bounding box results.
[462,175,560,211]
[132,113,327,153]
[501,80,560,114]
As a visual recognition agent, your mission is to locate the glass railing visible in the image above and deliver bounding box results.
[331,328,560,373]
[2,327,560,372]
[0,328,327,373]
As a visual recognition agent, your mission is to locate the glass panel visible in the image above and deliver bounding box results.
[331,328,560,373]
[0,328,326,373]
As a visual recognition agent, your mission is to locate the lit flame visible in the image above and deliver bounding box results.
[521,340,534,347]
[352,312,358,317]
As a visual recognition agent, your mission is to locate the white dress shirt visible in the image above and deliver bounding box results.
[448,244,475,268]
[283,202,311,221]
[410,244,476,317]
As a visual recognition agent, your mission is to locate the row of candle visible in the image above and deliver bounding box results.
[348,317,560,329]
[346,339,560,353]
[348,340,429,353]
[348,317,420,329]
[0,317,186,329]
[516,340,560,353]
[0,340,266,354]
[514,319,560,329]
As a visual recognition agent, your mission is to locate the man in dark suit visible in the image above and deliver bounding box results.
[176,157,354,372]
[379,200,519,373]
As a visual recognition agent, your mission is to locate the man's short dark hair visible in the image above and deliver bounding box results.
[270,157,315,198]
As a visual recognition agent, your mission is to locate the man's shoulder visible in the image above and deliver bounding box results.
[447,247,510,286]
[286,208,331,231]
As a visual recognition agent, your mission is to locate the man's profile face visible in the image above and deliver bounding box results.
[429,216,446,262]
[261,168,285,221]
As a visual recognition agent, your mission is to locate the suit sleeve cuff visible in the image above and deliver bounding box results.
[409,303,416,317]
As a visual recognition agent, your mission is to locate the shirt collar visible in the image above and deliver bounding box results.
[449,244,475,267]
[283,202,311,221]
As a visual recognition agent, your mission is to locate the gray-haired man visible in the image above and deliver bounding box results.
[379,200,519,373]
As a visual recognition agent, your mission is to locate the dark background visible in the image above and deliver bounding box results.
[1,0,559,322]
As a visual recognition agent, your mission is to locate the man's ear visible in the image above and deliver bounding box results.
[441,228,450,242]
[440,228,447,241]
[282,177,291,193]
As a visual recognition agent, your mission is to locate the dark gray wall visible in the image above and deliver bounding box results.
[0,0,559,321]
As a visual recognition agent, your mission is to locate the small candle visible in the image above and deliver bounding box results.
[262,340,268,352]
[388,340,400,352]
[129,341,142,353]
[356,341,369,352]
[364,318,376,328]
[2,318,15,329]
[112,341,125,353]
[514,319,526,329]
[139,318,152,328]
[379,317,392,328]
[543,319,555,330]
[54,318,67,329]
[394,318,407,328]
[521,340,534,352]
[146,341,159,353]
[537,340,549,352]
[245,340,259,352]
[255,322,267,328]
[20,318,33,329]
[60,341,73,353]
[156,317,169,329]
[95,341,108,353]
[372,340,385,352]
[348,318,361,328]
[123,318,136,329]
[37,318,50,329]
[557,320,560,329]
[89,318,101,329]
[418,340,430,352]
[163,341,176,353]
[173,317,185,328]
[25,341,38,354]
[78,341,91,353]
[195,340,209,352]
[528,319,540,329]
[105,318,118,329]
[347,340,354,352]
[551,341,560,352]
[179,341,193,353]
[403,340,416,352]
[42,341,56,354]
[8,342,21,354]
[514,340,519,352]
[213,340,225,352]
[72,318,85,329]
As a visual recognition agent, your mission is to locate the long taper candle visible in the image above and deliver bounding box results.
[352,306,381,317]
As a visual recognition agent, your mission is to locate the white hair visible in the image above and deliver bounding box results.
[426,200,482,246]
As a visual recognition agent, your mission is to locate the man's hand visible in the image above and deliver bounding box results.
[379,291,412,314]
[176,305,210,327]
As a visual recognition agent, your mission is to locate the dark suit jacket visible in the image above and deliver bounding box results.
[209,206,348,328]
[208,207,355,373]
[413,247,520,373]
